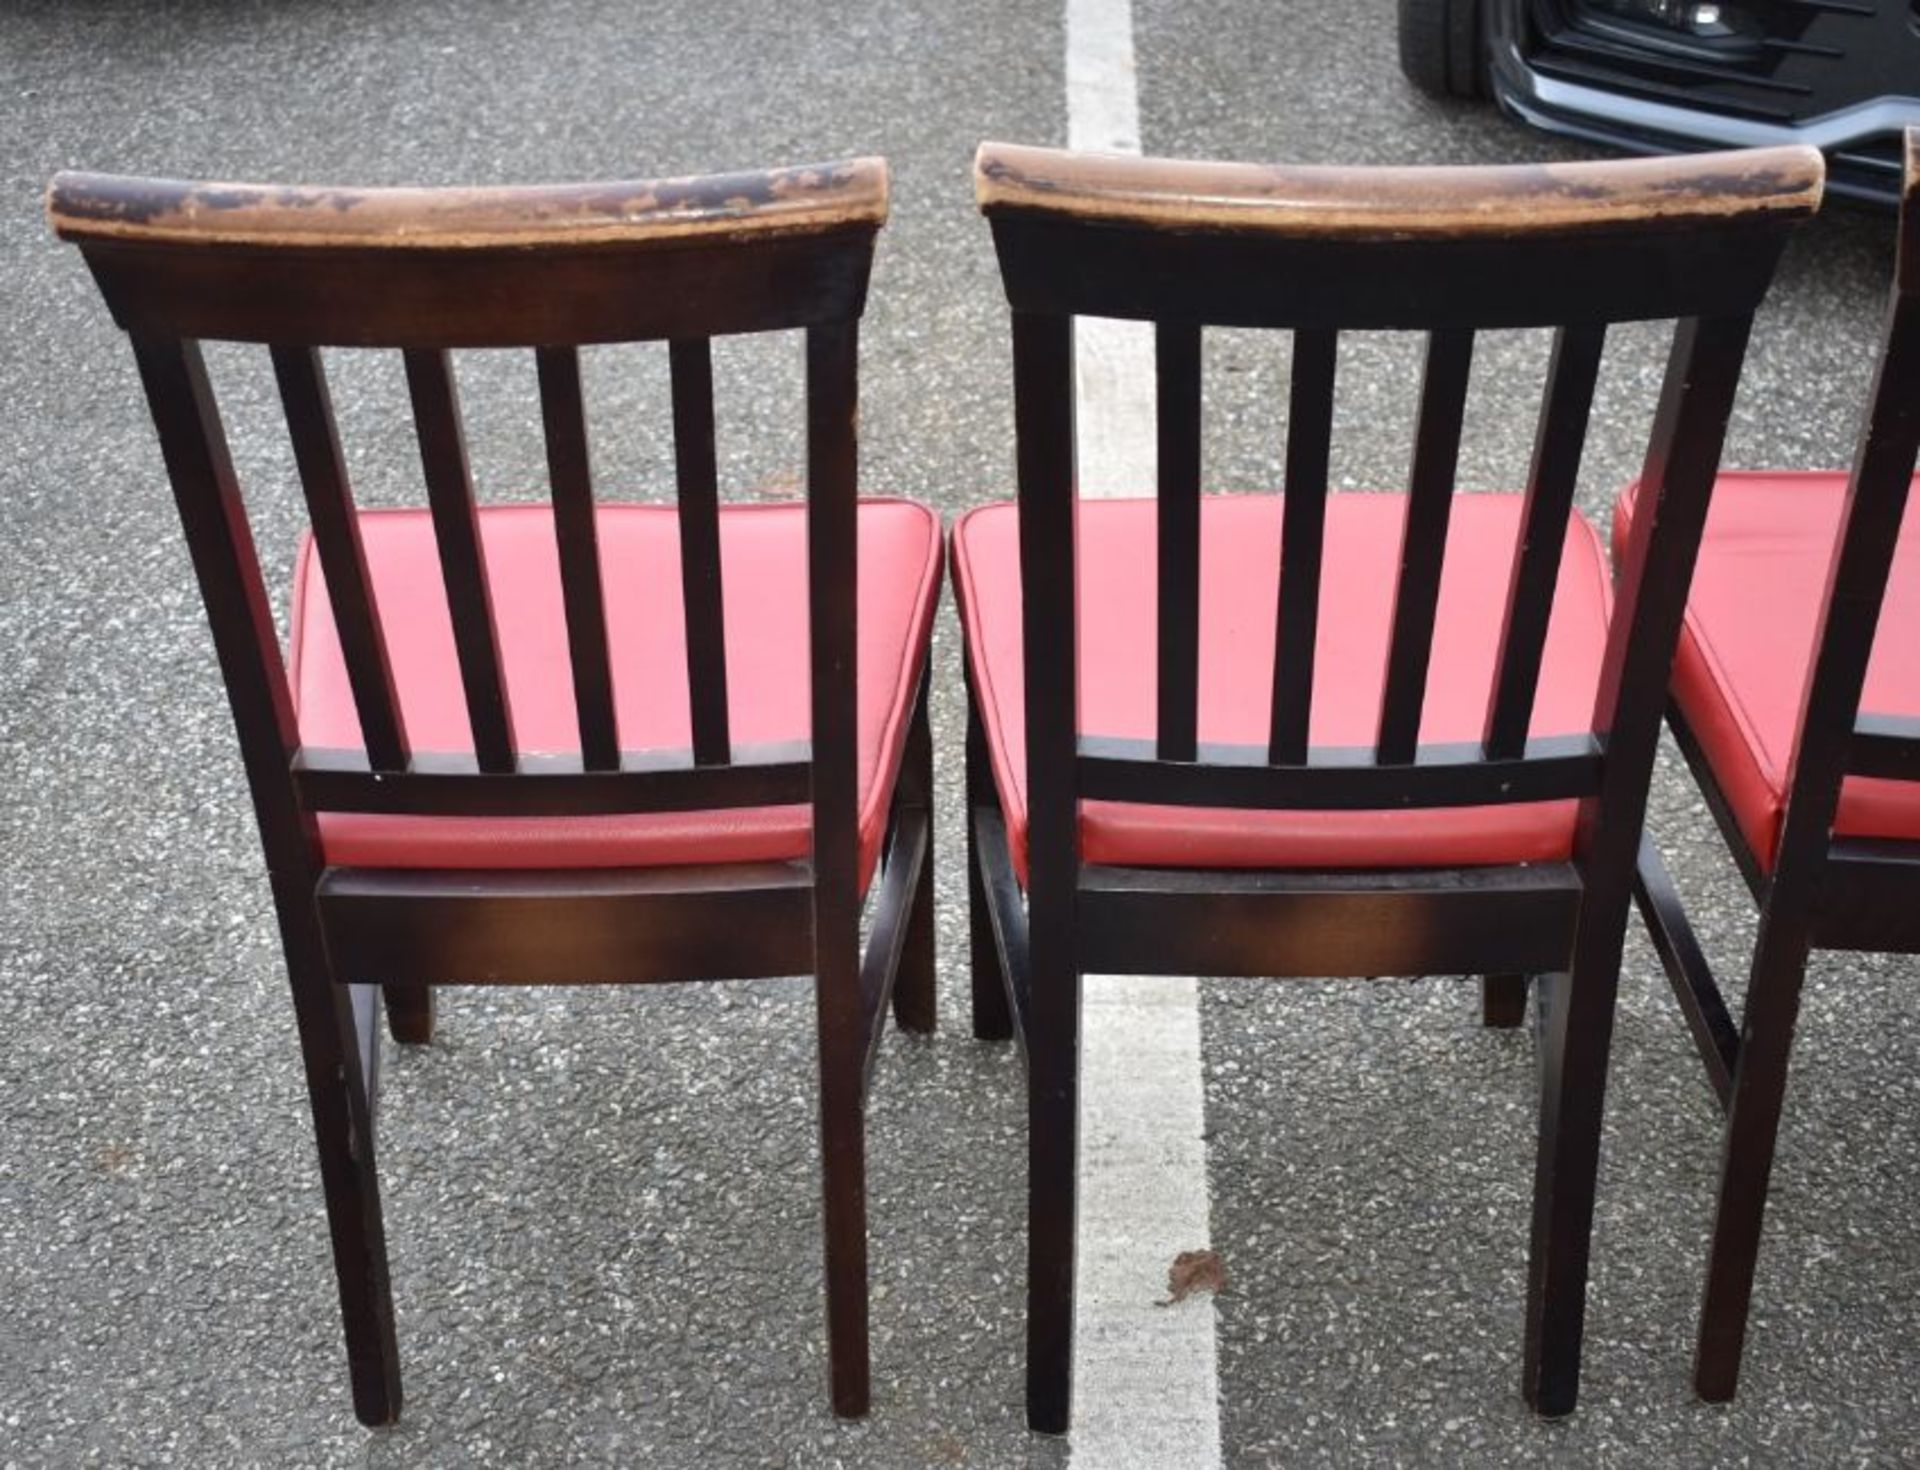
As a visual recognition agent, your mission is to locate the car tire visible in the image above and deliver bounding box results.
[1397,0,1487,100]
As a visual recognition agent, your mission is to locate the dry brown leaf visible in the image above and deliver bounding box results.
[1159,1247,1226,1306]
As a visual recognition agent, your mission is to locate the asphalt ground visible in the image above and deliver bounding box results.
[0,1,1913,1465]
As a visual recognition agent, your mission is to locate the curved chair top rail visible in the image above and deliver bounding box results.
[48,158,890,252]
[974,141,1821,240]
[47,158,890,346]
[974,142,1825,329]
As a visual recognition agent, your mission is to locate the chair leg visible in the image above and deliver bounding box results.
[1522,943,1622,1415]
[1025,897,1080,1434]
[815,832,871,1417]
[383,983,435,1045]
[966,695,1014,1041]
[1483,973,1529,1028]
[277,883,402,1426]
[1694,908,1815,1402]
[892,684,937,1035]
[818,1062,871,1417]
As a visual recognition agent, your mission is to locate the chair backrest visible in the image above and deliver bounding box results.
[973,142,1822,858]
[49,160,887,872]
[1773,128,1920,874]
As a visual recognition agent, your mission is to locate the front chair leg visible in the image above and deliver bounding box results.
[892,682,937,1034]
[1483,973,1529,1028]
[965,694,1014,1041]
[1694,909,1815,1402]
[383,983,435,1045]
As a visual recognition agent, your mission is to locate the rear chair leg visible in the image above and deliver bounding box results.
[279,882,402,1426]
[818,1057,871,1416]
[1025,891,1079,1433]
[1522,937,1622,1415]
[966,693,1014,1041]
[1694,908,1815,1402]
[1483,973,1529,1028]
[815,853,871,1417]
[892,681,937,1034]
[383,984,435,1045]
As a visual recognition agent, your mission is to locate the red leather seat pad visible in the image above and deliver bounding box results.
[953,493,1613,881]
[1614,471,1920,870]
[290,499,943,890]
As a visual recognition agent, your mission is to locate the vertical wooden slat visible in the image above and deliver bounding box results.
[402,348,515,773]
[1156,321,1202,762]
[1483,323,1607,759]
[535,346,620,770]
[1010,308,1082,1433]
[670,337,732,766]
[805,318,870,1415]
[1269,328,1338,764]
[272,345,411,773]
[1377,328,1475,764]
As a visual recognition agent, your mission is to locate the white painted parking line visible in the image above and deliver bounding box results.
[1064,0,1225,1465]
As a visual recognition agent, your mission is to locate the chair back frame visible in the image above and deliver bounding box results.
[974,142,1821,966]
[1624,131,1920,1404]
[51,157,928,1425]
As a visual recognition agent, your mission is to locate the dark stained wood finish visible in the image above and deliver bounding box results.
[1378,328,1473,763]
[966,662,1018,1042]
[1268,328,1337,765]
[1485,324,1607,759]
[670,337,733,766]
[804,316,872,1419]
[535,345,620,771]
[403,348,516,773]
[1847,712,1920,780]
[977,143,1824,331]
[1156,321,1203,762]
[890,674,938,1035]
[1010,306,1083,1437]
[966,140,1819,1433]
[128,333,400,1426]
[57,158,921,1427]
[1635,133,1920,1405]
[48,161,889,348]
[975,142,1824,239]
[273,345,410,773]
[292,743,810,816]
[1078,732,1602,809]
[1077,863,1582,978]
[317,863,816,983]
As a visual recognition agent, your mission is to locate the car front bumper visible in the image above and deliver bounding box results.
[1487,0,1920,206]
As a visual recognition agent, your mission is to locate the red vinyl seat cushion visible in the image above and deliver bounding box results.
[1614,470,1920,870]
[289,499,943,889]
[953,493,1613,880]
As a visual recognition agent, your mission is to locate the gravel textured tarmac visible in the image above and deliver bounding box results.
[1,1,1915,1466]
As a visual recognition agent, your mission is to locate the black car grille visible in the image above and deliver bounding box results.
[1524,0,1916,126]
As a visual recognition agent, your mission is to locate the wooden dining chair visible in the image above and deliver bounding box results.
[1623,129,1920,1404]
[956,140,1824,1431]
[47,158,942,1425]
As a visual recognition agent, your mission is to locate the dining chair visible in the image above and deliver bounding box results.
[47,158,942,1424]
[1624,128,1920,1403]
[956,140,1824,1430]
